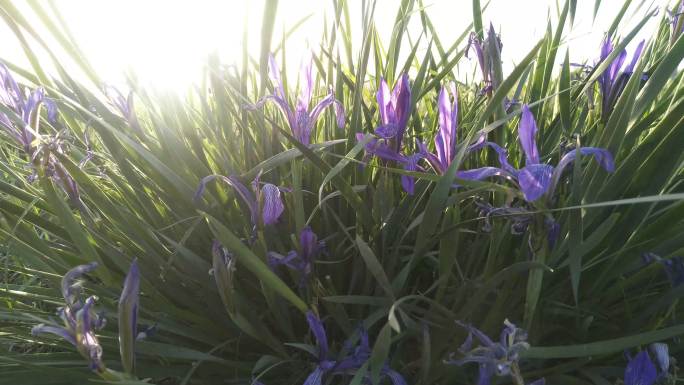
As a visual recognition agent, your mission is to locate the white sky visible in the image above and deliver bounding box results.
[0,0,671,92]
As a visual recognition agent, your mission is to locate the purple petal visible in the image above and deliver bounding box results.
[436,86,452,169]
[305,311,329,360]
[31,324,76,346]
[302,366,326,385]
[61,262,99,308]
[259,183,285,225]
[76,296,104,372]
[609,50,628,84]
[384,369,408,385]
[482,142,516,174]
[298,54,313,110]
[248,95,297,135]
[456,167,512,182]
[625,351,657,385]
[477,364,493,385]
[44,98,58,123]
[377,78,392,125]
[518,164,554,202]
[455,321,495,347]
[268,54,286,99]
[400,154,422,195]
[300,227,319,260]
[518,105,540,165]
[417,140,444,174]
[392,74,412,146]
[624,40,646,74]
[0,63,24,111]
[333,99,345,128]
[552,147,615,194]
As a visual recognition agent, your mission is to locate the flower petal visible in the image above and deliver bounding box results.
[518,164,554,202]
[374,123,400,139]
[519,105,540,165]
[624,351,657,385]
[377,78,392,125]
[61,262,99,308]
[649,343,669,375]
[305,311,329,360]
[260,183,285,225]
[31,324,77,346]
[268,54,286,99]
[298,54,313,110]
[551,147,615,195]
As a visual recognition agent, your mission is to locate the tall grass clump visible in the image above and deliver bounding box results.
[0,0,683,384]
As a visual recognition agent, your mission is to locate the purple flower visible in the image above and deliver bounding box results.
[248,54,345,145]
[268,227,325,285]
[624,350,657,385]
[301,311,407,385]
[32,262,107,373]
[0,63,57,156]
[447,320,538,385]
[466,105,614,202]
[195,171,286,230]
[597,37,645,119]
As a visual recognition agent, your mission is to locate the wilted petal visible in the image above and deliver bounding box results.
[31,324,76,346]
[305,311,329,360]
[76,297,104,372]
[649,343,669,375]
[518,105,540,165]
[624,351,657,385]
[518,164,554,202]
[61,262,99,308]
[118,259,140,375]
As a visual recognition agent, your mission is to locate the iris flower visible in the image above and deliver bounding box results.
[104,85,142,135]
[32,261,141,377]
[597,37,645,119]
[0,63,57,155]
[302,311,407,385]
[466,105,615,202]
[195,171,286,230]
[248,54,345,145]
[357,74,425,194]
[268,227,325,285]
[447,320,544,385]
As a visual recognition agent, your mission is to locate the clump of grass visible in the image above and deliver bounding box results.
[0,1,683,384]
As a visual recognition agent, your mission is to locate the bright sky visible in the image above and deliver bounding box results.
[0,0,671,92]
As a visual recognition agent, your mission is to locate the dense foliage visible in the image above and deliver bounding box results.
[0,0,683,384]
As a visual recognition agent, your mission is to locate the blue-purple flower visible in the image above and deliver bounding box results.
[268,227,324,285]
[249,54,345,145]
[357,74,424,194]
[447,320,540,385]
[0,63,57,156]
[195,171,286,230]
[467,105,615,202]
[301,311,407,385]
[465,24,503,95]
[32,262,106,373]
[597,37,645,119]
[104,85,142,135]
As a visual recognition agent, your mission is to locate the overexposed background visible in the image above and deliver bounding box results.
[0,0,670,92]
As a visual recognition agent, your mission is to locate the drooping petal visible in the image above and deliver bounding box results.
[551,147,615,195]
[61,262,99,308]
[259,183,285,225]
[118,259,140,375]
[302,366,326,385]
[518,164,554,202]
[518,105,540,165]
[482,142,517,174]
[31,324,77,346]
[194,175,259,229]
[456,167,513,182]
[624,351,657,385]
[305,311,329,360]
